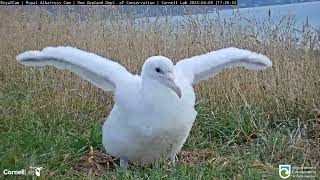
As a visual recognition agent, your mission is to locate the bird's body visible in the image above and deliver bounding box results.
[103,68,197,163]
[16,46,272,167]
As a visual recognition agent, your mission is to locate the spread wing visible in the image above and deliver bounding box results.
[175,47,272,85]
[16,46,134,92]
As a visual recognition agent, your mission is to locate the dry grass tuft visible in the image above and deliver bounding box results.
[1,6,318,111]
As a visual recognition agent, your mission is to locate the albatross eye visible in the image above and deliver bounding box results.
[155,67,162,73]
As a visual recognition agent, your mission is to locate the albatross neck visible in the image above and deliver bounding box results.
[140,76,173,103]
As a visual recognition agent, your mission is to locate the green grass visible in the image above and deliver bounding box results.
[1,78,318,179]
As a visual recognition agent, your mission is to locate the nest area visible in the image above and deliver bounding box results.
[72,147,217,176]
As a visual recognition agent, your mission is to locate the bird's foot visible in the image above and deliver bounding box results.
[120,158,128,169]
[170,154,177,166]
[153,160,161,169]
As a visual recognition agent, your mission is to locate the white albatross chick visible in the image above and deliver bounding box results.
[16,46,272,168]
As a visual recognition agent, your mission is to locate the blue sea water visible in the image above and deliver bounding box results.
[136,1,320,29]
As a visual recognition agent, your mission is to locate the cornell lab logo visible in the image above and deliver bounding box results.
[3,166,43,176]
[279,165,291,179]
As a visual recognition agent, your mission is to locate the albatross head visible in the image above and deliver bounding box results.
[141,56,182,98]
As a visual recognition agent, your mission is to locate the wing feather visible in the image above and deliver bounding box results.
[175,47,272,85]
[16,46,133,91]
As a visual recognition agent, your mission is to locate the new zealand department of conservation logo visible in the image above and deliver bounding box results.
[279,165,291,179]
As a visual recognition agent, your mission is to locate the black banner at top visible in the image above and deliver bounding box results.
[0,0,237,5]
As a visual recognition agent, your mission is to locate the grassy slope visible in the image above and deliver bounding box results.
[0,6,319,179]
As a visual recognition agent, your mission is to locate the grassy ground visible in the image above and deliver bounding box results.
[0,6,319,179]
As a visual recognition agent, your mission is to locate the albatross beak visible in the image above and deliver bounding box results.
[162,73,182,98]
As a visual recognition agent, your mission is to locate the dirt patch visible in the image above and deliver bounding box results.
[72,146,117,176]
[72,147,217,176]
[177,149,217,164]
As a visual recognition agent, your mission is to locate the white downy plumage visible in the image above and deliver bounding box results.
[16,46,272,168]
